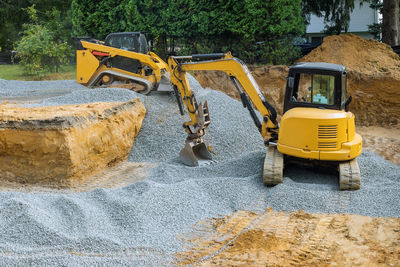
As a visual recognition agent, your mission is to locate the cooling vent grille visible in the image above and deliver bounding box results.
[318,142,337,148]
[318,125,337,139]
[318,125,337,149]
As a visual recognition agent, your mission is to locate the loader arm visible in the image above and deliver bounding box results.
[168,52,279,166]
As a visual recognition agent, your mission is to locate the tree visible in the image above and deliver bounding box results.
[72,0,305,64]
[71,0,128,38]
[125,0,170,58]
[302,0,355,35]
[0,0,73,52]
[0,0,30,51]
[304,0,400,46]
[367,0,383,40]
[15,5,70,73]
[382,0,399,45]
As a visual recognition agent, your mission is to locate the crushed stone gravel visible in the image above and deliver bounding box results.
[0,76,398,265]
[0,79,86,99]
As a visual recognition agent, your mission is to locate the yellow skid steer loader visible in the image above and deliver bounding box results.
[74,32,171,94]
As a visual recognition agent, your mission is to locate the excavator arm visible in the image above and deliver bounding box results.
[168,52,279,166]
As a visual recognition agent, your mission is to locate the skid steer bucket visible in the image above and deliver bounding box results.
[180,139,213,166]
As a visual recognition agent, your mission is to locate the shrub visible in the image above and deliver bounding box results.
[15,5,71,74]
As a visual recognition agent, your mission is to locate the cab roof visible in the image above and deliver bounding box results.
[106,32,143,37]
[290,62,346,74]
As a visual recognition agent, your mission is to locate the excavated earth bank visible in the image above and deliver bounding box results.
[0,99,145,187]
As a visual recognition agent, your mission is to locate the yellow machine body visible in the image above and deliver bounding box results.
[76,48,158,86]
[277,107,362,161]
[75,34,170,94]
[76,50,100,84]
[167,53,362,189]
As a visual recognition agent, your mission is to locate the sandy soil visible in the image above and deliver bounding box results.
[358,126,400,166]
[176,209,400,266]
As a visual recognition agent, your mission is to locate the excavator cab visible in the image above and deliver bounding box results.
[283,62,349,112]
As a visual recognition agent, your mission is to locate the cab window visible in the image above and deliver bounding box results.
[138,34,148,54]
[108,35,140,52]
[293,73,335,105]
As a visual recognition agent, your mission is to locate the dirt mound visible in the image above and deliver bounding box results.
[176,209,400,266]
[358,126,400,166]
[299,34,400,127]
[193,65,288,117]
[300,34,400,77]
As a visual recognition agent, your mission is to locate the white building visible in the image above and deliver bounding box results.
[306,0,380,44]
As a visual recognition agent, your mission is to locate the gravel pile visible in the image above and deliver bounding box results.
[0,77,399,265]
[0,79,85,99]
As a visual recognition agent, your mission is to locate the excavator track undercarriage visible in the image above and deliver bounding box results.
[263,146,284,186]
[338,159,361,190]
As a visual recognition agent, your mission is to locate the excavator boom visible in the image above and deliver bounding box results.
[168,53,279,166]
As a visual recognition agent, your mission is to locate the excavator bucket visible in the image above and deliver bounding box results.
[179,139,213,167]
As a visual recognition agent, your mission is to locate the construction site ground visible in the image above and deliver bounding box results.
[0,35,399,265]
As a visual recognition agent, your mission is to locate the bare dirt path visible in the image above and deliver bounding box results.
[176,209,400,266]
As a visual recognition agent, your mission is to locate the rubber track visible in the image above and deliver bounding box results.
[263,146,284,185]
[339,158,361,190]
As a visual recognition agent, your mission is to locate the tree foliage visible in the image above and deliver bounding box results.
[71,0,305,64]
[0,0,73,52]
[303,0,355,35]
[367,0,383,41]
[15,5,71,73]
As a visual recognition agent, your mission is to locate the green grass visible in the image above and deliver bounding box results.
[0,64,76,81]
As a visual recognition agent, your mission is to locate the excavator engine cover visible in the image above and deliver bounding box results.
[180,139,213,167]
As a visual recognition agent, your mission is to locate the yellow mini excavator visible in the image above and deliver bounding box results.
[168,52,362,190]
[74,32,171,94]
